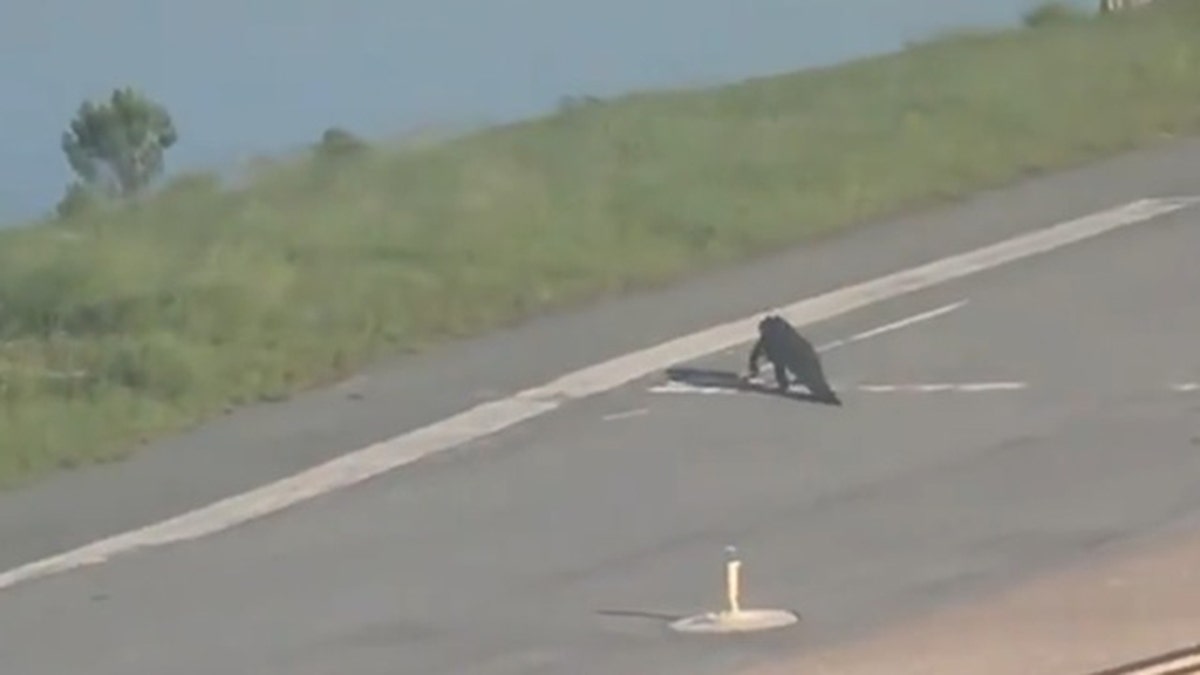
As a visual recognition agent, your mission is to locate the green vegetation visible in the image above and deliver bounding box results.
[2,0,1198,488]
[56,88,178,218]
[1023,1,1091,28]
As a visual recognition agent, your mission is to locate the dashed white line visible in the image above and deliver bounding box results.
[649,381,741,396]
[956,381,1028,392]
[0,196,1192,595]
[1171,382,1199,393]
[857,382,1027,393]
[602,408,650,421]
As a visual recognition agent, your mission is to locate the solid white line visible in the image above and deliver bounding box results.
[816,299,965,352]
[818,300,967,352]
[652,381,1028,395]
[1129,652,1200,675]
[0,196,1192,594]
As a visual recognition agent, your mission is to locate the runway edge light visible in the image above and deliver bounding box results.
[668,545,800,634]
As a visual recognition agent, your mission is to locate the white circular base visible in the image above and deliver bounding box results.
[669,609,799,634]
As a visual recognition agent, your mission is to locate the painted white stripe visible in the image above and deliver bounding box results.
[956,381,1028,392]
[818,300,967,352]
[1171,382,1199,393]
[602,408,650,421]
[647,381,1027,395]
[854,382,1027,393]
[1128,652,1200,675]
[649,381,742,395]
[0,196,1192,594]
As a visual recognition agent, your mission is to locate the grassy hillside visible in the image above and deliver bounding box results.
[2,1,1198,487]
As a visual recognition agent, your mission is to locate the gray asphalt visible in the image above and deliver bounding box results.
[2,148,1200,674]
[3,138,1200,576]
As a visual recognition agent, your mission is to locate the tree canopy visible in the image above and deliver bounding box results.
[60,87,178,201]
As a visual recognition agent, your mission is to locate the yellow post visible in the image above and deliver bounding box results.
[724,546,742,617]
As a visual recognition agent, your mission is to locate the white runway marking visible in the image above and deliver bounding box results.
[856,381,1027,393]
[0,196,1193,594]
[650,381,1028,396]
[816,300,967,352]
[1118,650,1200,675]
[602,408,650,421]
[649,381,742,396]
[955,381,1028,392]
[1170,382,1199,393]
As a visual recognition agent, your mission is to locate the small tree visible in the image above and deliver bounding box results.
[1023,1,1089,27]
[315,126,368,160]
[60,87,178,199]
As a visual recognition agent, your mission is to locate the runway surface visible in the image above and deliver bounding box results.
[742,505,1200,675]
[2,141,1200,674]
[4,138,1200,577]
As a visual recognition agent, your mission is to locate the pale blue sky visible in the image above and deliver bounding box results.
[0,0,1090,224]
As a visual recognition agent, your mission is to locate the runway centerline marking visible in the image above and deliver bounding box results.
[0,196,1193,595]
[856,381,1027,393]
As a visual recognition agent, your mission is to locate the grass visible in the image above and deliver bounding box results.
[2,0,1199,488]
